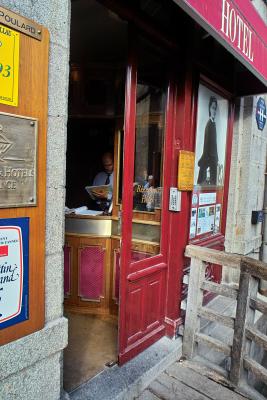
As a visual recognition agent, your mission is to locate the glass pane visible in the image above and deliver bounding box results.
[133,84,165,213]
[131,37,167,260]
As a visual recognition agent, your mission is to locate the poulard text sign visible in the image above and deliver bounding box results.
[0,24,19,107]
[0,218,29,329]
[174,0,267,85]
[0,7,42,41]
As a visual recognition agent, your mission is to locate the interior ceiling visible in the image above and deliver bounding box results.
[70,0,128,64]
[70,0,266,95]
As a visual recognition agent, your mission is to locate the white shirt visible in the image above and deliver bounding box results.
[93,171,114,202]
[93,171,114,187]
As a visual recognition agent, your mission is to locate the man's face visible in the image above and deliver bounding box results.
[102,155,113,174]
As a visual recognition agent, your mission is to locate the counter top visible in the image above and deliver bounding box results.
[65,213,111,220]
[65,214,112,236]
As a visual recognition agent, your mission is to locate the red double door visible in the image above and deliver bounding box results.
[118,48,175,363]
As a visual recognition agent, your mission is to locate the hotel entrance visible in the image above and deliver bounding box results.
[63,0,175,390]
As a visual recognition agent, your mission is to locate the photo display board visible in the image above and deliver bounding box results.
[190,83,229,241]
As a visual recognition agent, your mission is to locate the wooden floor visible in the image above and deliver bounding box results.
[137,359,249,400]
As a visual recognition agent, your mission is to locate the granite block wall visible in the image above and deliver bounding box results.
[0,1,70,399]
[224,94,267,283]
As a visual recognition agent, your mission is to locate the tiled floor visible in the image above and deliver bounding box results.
[63,312,117,392]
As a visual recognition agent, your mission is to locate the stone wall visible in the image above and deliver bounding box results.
[224,95,267,282]
[0,1,70,399]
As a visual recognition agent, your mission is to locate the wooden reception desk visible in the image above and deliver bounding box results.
[64,214,160,316]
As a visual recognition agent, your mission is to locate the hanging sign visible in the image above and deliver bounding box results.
[0,24,20,107]
[0,217,29,329]
[256,97,267,131]
[174,0,267,85]
[178,150,195,191]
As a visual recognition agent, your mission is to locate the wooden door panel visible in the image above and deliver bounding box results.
[125,269,166,349]
[126,282,144,344]
[145,274,164,330]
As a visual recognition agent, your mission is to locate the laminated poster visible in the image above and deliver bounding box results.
[0,217,29,329]
[215,204,221,233]
[197,205,215,235]
[190,208,197,239]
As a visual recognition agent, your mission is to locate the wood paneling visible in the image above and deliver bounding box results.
[64,234,112,315]
[0,27,49,345]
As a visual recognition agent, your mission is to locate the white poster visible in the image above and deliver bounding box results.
[215,204,221,233]
[197,205,215,235]
[194,84,229,187]
[190,208,197,239]
[0,226,23,323]
[199,192,216,205]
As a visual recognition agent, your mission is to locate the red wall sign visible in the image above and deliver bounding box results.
[174,0,267,85]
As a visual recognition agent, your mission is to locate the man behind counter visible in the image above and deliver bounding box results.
[92,151,114,212]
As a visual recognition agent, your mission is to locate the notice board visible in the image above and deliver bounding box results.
[0,7,49,345]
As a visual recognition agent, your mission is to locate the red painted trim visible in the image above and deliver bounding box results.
[127,262,167,282]
[164,316,183,338]
[164,67,195,329]
[119,50,137,358]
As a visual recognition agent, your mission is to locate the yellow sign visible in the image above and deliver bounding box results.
[0,24,20,107]
[178,150,195,191]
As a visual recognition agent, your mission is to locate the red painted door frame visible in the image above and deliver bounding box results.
[189,75,235,248]
[181,70,234,302]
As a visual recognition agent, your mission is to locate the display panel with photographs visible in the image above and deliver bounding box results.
[190,83,229,240]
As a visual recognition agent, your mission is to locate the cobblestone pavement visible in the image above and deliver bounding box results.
[137,359,249,400]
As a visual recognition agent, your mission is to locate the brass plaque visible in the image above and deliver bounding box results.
[0,112,38,208]
[0,7,42,41]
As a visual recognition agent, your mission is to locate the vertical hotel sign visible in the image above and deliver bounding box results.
[173,0,267,85]
[0,24,19,106]
[0,218,29,329]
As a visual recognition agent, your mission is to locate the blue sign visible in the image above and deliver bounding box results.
[0,218,29,329]
[256,97,267,131]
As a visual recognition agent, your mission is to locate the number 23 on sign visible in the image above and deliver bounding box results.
[0,63,11,78]
[0,24,19,107]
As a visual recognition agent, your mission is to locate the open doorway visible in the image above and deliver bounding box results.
[63,0,127,391]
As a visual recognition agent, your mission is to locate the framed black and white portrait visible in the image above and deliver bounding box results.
[194,84,229,187]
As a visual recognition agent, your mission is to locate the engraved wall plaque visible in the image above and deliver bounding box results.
[0,112,37,208]
[0,7,42,41]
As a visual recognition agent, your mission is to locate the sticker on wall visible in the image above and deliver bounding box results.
[256,97,267,131]
[215,204,221,233]
[0,24,20,107]
[199,192,216,205]
[0,218,29,329]
[192,193,198,206]
[190,207,197,238]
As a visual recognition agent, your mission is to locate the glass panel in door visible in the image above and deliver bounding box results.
[131,37,167,261]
